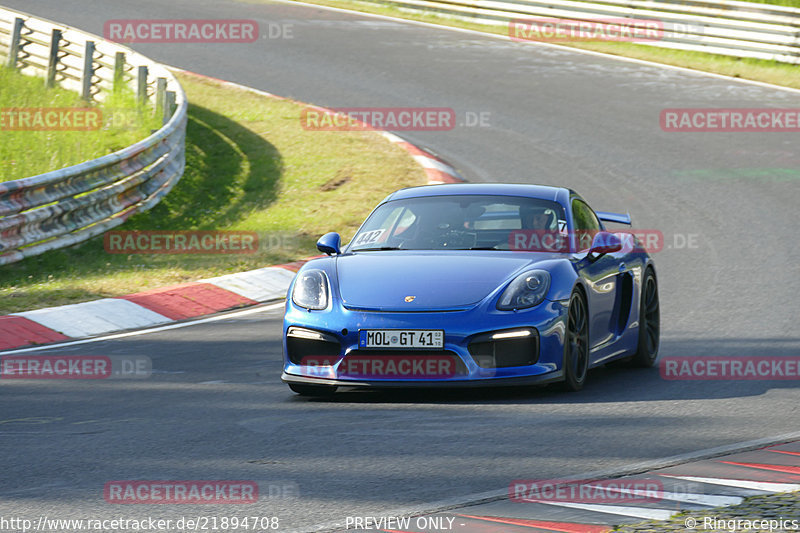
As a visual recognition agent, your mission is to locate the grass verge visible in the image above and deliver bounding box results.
[0,67,162,182]
[0,71,426,314]
[612,490,800,531]
[272,0,800,90]
[720,0,800,6]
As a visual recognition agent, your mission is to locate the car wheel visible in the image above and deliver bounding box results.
[633,267,660,367]
[563,288,589,391]
[288,384,337,396]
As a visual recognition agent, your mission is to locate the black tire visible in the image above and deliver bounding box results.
[563,288,590,391]
[633,268,660,367]
[288,383,337,396]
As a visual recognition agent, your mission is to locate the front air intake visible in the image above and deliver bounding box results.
[468,328,539,368]
[286,327,341,365]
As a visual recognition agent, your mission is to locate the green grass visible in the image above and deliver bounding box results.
[730,0,800,6]
[0,67,162,181]
[542,0,800,6]
[612,490,800,532]
[272,0,800,89]
[0,72,426,313]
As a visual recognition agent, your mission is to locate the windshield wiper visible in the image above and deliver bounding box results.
[353,246,402,251]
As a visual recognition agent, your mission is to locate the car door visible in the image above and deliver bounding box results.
[571,199,622,350]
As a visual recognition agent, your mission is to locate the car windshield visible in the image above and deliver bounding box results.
[349,194,568,251]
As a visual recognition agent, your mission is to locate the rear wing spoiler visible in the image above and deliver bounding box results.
[595,211,632,226]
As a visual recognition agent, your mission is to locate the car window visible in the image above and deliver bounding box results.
[571,199,601,251]
[349,195,566,251]
[473,204,521,230]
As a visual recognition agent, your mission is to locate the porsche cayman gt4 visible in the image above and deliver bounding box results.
[281,183,659,395]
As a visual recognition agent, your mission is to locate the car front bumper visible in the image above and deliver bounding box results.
[282,298,569,388]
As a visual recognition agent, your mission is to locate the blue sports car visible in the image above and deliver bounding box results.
[281,183,659,395]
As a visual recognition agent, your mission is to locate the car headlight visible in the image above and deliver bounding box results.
[292,269,329,310]
[497,270,551,310]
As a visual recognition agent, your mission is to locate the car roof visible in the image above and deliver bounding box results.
[384,183,573,205]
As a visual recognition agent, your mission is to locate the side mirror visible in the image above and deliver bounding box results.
[589,231,622,256]
[316,232,341,255]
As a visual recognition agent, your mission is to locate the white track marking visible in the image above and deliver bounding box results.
[660,475,800,493]
[413,155,458,173]
[526,500,676,520]
[12,299,171,337]
[203,266,295,301]
[0,303,284,355]
[584,484,743,507]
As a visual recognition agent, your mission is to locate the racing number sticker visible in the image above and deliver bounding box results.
[353,229,385,246]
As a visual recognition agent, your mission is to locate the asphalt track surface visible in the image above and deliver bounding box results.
[1,0,799,531]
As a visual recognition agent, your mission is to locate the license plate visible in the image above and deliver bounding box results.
[359,329,444,350]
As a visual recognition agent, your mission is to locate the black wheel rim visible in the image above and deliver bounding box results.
[643,275,660,356]
[567,293,589,382]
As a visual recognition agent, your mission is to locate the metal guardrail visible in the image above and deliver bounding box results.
[0,7,187,265]
[365,0,800,63]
